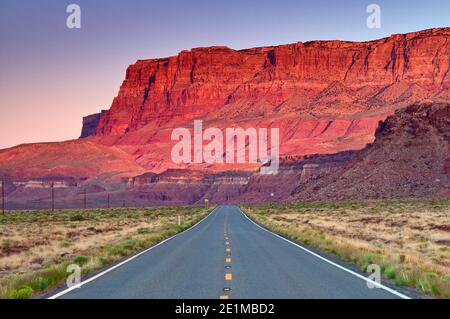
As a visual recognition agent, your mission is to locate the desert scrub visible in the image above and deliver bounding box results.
[10,286,33,299]
[0,205,212,299]
[69,214,86,222]
[137,227,151,234]
[243,198,450,298]
[73,256,89,265]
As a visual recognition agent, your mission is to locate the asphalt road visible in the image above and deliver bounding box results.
[52,205,411,299]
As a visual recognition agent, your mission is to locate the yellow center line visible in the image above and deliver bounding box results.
[222,214,233,298]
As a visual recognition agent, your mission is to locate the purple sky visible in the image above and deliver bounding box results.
[0,0,448,149]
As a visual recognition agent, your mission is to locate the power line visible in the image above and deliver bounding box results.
[1,180,4,214]
[51,182,54,211]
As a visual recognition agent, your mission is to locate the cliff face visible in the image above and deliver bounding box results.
[1,28,449,203]
[80,110,107,138]
[294,103,450,200]
[94,28,450,137]
[74,28,450,173]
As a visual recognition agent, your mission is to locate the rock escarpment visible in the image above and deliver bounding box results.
[79,28,450,172]
[1,28,449,207]
[80,110,107,138]
[94,28,449,137]
[293,103,450,200]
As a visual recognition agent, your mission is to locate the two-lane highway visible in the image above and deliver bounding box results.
[51,206,410,299]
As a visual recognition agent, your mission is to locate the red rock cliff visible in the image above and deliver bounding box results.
[95,28,450,136]
[2,28,448,185]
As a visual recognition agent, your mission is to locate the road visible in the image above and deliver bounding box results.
[51,205,411,299]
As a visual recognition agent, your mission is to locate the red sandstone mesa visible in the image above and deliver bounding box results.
[85,27,449,173]
[95,28,449,135]
[0,28,449,189]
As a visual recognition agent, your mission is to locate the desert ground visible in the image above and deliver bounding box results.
[0,206,210,298]
[1,198,449,299]
[244,198,450,298]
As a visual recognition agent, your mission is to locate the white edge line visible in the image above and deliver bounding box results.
[239,208,411,300]
[48,206,218,299]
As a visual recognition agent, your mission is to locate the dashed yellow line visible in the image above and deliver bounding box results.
[221,214,233,299]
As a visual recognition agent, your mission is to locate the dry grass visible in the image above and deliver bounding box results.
[243,198,450,298]
[0,206,211,299]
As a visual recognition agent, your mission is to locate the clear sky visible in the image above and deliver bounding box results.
[0,0,448,149]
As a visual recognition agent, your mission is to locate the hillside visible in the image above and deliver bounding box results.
[294,103,450,200]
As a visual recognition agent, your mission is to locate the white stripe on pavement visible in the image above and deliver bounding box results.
[48,207,218,299]
[239,208,411,299]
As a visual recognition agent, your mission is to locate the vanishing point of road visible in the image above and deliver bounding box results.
[50,205,412,299]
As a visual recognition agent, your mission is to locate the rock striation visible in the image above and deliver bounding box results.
[80,110,107,138]
[293,103,450,200]
[81,28,450,172]
[94,28,449,137]
[1,28,449,206]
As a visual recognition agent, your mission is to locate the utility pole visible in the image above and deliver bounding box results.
[83,189,87,209]
[51,182,54,211]
[107,194,110,208]
[1,180,4,215]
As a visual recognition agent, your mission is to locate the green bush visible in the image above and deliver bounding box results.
[394,272,410,286]
[69,214,85,221]
[107,245,126,256]
[73,256,89,265]
[31,277,50,291]
[384,265,397,280]
[137,227,150,234]
[11,286,33,299]
[148,235,163,243]
[122,240,137,250]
